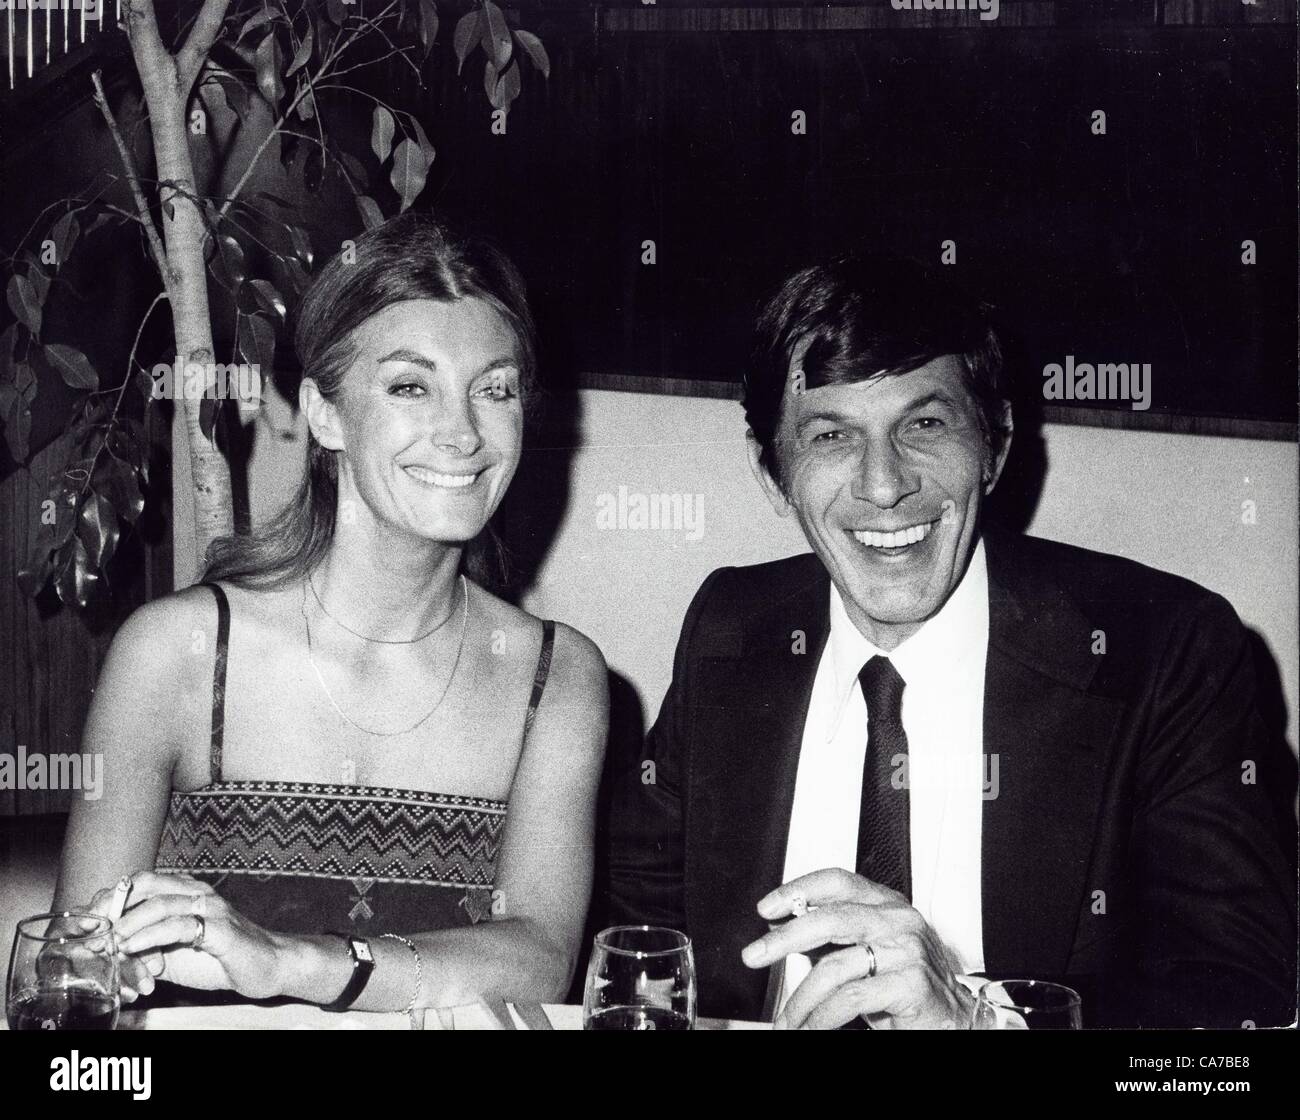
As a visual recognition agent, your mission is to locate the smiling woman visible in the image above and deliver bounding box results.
[50,214,610,1016]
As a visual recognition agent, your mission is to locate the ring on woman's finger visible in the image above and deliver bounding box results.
[190,915,206,950]
[189,892,206,917]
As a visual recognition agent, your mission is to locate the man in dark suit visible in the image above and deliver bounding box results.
[604,255,1296,1029]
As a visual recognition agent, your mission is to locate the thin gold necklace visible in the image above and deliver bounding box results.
[307,572,458,643]
[302,575,469,739]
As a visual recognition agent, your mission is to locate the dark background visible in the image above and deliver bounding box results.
[402,3,1297,428]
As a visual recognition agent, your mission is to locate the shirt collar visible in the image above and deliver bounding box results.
[825,538,990,736]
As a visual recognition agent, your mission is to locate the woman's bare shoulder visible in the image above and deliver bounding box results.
[467,582,607,691]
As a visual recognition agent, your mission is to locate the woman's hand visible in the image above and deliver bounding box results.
[110,871,289,1001]
[80,882,165,1004]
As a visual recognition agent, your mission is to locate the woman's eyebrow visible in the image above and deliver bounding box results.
[376,347,437,371]
[374,350,519,377]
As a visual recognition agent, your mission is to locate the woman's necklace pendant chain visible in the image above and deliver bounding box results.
[302,574,469,741]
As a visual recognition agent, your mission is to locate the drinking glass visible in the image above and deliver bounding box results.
[583,925,696,1030]
[969,979,1082,1030]
[6,912,121,1031]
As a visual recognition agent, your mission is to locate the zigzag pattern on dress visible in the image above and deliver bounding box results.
[155,781,506,887]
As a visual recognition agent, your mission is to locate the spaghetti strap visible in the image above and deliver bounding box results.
[197,582,230,784]
[522,620,555,741]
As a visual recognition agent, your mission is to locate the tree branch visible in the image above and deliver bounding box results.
[123,0,174,90]
[91,69,172,290]
[177,0,233,92]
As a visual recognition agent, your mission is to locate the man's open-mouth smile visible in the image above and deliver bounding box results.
[850,517,940,555]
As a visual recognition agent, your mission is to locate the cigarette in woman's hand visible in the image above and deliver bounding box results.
[107,876,133,922]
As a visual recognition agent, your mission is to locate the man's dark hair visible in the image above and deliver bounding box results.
[743,252,1008,486]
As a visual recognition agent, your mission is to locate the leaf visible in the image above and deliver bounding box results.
[1,366,35,463]
[99,456,145,524]
[83,211,116,239]
[50,211,81,264]
[325,0,348,25]
[285,24,314,77]
[17,510,63,596]
[338,152,369,194]
[454,10,482,73]
[355,194,384,231]
[107,422,147,475]
[207,232,248,292]
[240,279,287,322]
[295,84,316,121]
[7,274,42,336]
[495,60,521,109]
[255,190,295,210]
[389,139,429,213]
[513,30,550,79]
[484,58,498,104]
[0,322,20,383]
[214,72,251,120]
[482,2,512,70]
[287,225,313,268]
[408,115,436,168]
[277,255,311,298]
[370,104,396,164]
[240,309,277,366]
[417,0,439,55]
[25,261,51,308]
[43,343,98,390]
[79,492,119,571]
[254,33,285,105]
[239,9,276,40]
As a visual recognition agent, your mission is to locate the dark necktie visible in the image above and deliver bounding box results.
[855,656,912,901]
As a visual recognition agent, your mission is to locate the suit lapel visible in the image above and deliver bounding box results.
[979,532,1124,977]
[685,558,829,1019]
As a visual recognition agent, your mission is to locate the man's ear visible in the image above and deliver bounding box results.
[300,378,345,452]
[745,429,793,518]
[983,400,1014,494]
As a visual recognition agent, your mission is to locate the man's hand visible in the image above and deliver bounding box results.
[740,869,974,1030]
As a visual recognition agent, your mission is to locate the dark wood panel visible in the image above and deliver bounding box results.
[0,409,168,816]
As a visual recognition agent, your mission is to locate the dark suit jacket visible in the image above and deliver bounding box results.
[603,530,1297,1027]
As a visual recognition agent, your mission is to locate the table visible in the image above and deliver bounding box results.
[107,1002,768,1030]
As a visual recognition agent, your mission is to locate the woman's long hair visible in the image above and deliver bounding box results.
[202,212,538,591]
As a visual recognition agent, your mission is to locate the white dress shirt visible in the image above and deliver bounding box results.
[775,540,991,1015]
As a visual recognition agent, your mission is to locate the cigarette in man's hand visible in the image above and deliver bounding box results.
[107,876,133,922]
[767,894,832,962]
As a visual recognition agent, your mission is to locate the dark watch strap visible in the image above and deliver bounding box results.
[322,934,375,1012]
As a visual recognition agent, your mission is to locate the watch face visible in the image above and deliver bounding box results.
[352,939,374,964]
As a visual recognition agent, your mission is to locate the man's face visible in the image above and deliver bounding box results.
[753,352,1010,650]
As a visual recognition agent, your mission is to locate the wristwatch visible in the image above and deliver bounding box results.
[323,934,375,1012]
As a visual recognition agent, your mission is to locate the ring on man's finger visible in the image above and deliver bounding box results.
[190,892,206,917]
[861,943,877,978]
[190,915,206,950]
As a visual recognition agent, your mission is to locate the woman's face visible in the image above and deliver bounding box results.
[322,297,525,547]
